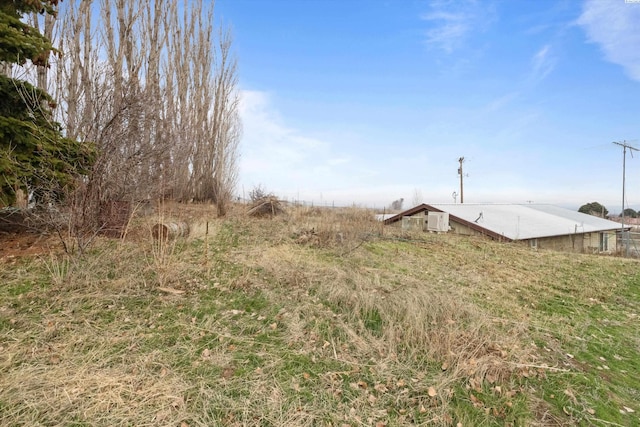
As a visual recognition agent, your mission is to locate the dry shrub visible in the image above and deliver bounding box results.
[222,203,381,250]
[247,196,286,218]
[289,205,382,249]
[298,206,323,217]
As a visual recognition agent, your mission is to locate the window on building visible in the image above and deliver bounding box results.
[599,232,609,252]
[530,239,538,249]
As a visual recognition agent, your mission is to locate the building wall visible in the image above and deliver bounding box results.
[393,212,617,254]
[449,221,504,240]
[582,231,616,254]
[450,219,617,253]
[523,232,617,253]
[531,234,582,252]
[393,213,427,231]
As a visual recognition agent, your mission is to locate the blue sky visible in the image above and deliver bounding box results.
[215,0,640,212]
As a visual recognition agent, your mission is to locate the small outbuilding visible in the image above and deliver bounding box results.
[384,203,628,254]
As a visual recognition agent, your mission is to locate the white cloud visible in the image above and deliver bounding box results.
[577,0,640,81]
[238,90,363,201]
[530,44,556,82]
[483,91,520,113]
[237,90,463,206]
[328,157,350,166]
[421,0,496,53]
[239,90,325,176]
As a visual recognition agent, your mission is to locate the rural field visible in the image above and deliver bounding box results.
[1,203,639,426]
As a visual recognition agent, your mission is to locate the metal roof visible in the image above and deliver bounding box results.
[386,203,627,241]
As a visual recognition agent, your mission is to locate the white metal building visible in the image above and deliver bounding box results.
[384,204,628,254]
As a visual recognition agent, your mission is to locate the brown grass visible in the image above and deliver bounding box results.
[1,202,638,425]
[239,224,532,404]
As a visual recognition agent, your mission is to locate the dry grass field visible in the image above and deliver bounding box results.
[1,202,639,426]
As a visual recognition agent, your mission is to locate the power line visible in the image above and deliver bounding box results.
[458,157,465,204]
[613,140,638,256]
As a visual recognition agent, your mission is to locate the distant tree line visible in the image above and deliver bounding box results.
[578,202,608,218]
[389,198,404,211]
[578,202,637,218]
[621,208,638,218]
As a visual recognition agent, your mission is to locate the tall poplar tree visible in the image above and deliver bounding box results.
[0,0,94,206]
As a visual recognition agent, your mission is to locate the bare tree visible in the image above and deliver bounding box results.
[412,189,423,207]
[206,28,241,216]
[249,184,271,203]
[31,9,56,92]
[51,0,241,218]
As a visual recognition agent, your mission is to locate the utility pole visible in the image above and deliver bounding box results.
[458,157,465,204]
[613,140,638,256]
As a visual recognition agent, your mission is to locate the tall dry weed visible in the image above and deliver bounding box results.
[288,205,383,251]
[321,275,527,385]
[144,201,188,288]
[235,206,534,396]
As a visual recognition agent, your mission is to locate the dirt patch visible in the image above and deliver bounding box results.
[0,210,56,261]
[0,232,55,262]
[0,209,30,234]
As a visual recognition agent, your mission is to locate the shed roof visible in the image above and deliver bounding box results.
[385,204,627,241]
